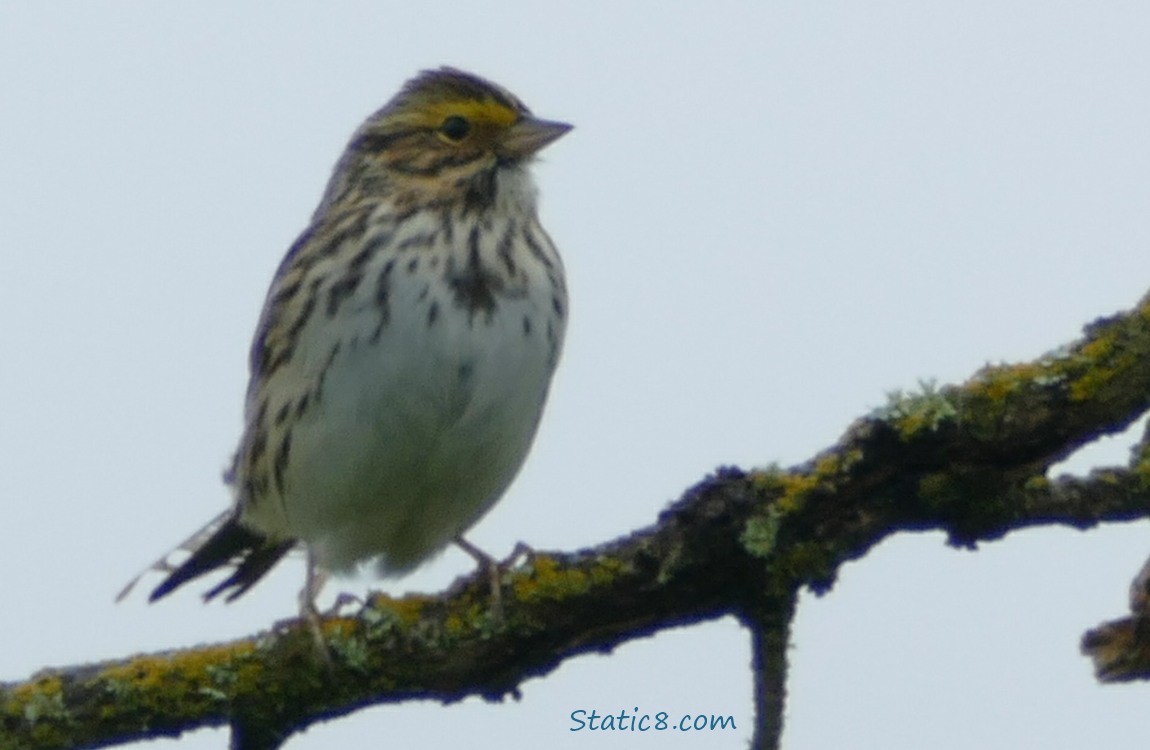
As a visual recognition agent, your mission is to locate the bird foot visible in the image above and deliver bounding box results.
[452,538,537,625]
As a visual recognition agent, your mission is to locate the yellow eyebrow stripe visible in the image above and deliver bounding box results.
[400,98,520,129]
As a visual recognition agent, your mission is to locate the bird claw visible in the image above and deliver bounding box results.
[500,541,536,569]
[326,591,363,617]
[453,538,536,625]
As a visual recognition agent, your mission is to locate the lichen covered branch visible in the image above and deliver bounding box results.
[4,290,1150,750]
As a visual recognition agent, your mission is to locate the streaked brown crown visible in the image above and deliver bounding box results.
[316,68,571,213]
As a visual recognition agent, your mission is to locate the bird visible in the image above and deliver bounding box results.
[119,67,571,620]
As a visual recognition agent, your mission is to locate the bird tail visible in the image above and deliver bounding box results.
[116,511,295,603]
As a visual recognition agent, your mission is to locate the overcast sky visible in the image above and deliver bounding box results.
[3,3,1150,748]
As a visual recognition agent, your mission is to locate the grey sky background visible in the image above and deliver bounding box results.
[3,3,1150,748]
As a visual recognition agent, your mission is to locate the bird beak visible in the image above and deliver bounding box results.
[499,117,573,160]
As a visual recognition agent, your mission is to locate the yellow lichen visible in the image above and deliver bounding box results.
[1134,456,1150,489]
[917,472,953,502]
[774,472,820,512]
[747,467,786,495]
[1063,311,1150,402]
[776,541,836,587]
[1068,333,1125,402]
[95,642,263,717]
[510,555,623,604]
[386,595,429,625]
[973,363,1047,404]
[1023,475,1050,491]
[750,451,858,516]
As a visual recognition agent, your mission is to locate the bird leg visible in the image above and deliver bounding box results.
[454,536,505,622]
[299,549,333,666]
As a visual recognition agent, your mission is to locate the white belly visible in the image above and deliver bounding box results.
[239,207,564,574]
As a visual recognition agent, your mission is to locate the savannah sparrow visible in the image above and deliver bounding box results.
[122,68,570,609]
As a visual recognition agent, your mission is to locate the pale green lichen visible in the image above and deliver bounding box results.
[359,601,406,639]
[741,507,781,559]
[743,450,864,565]
[20,685,69,725]
[875,379,958,439]
[327,631,371,672]
[0,676,74,750]
[197,664,238,702]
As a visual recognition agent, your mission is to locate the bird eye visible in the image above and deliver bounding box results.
[438,115,472,142]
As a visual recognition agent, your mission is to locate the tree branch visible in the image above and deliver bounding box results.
[1082,508,1150,683]
[5,290,1150,750]
[744,590,795,750]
